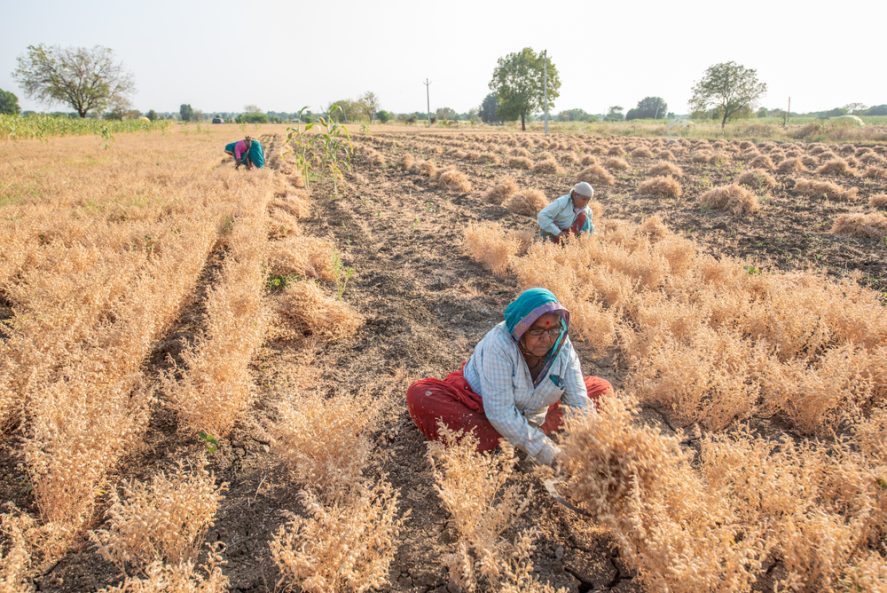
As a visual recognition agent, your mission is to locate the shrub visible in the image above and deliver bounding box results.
[578,164,615,186]
[508,156,532,169]
[830,212,887,240]
[437,167,473,194]
[638,214,669,241]
[270,194,311,221]
[736,169,777,191]
[637,176,682,199]
[749,154,775,170]
[484,177,518,205]
[531,158,564,175]
[815,158,857,177]
[91,463,225,571]
[276,280,364,341]
[462,222,520,277]
[416,160,438,178]
[699,183,761,214]
[630,146,654,159]
[604,157,629,171]
[504,189,548,216]
[776,157,807,174]
[869,193,887,209]
[267,390,381,501]
[648,161,683,178]
[691,150,715,164]
[97,547,228,593]
[559,396,766,593]
[268,236,338,281]
[794,179,859,201]
[427,425,535,593]
[270,481,407,593]
[863,166,886,180]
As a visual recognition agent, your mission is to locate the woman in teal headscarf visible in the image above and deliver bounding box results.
[224,136,265,169]
[406,288,612,465]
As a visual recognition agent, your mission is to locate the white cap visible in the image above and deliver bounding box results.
[573,181,594,198]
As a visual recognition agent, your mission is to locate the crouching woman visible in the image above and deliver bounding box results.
[406,288,612,466]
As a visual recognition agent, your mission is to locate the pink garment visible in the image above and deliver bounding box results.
[234,140,248,160]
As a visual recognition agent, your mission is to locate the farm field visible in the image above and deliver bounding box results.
[0,125,885,593]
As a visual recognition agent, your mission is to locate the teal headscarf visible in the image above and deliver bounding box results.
[504,288,569,339]
[504,288,570,385]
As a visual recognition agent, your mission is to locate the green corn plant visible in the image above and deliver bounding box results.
[286,106,353,194]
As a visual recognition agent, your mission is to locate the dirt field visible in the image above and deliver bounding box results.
[2,127,884,593]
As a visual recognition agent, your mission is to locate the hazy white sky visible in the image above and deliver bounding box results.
[2,0,885,116]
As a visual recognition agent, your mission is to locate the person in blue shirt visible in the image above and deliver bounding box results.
[537,181,595,243]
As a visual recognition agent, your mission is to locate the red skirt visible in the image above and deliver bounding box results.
[406,365,612,452]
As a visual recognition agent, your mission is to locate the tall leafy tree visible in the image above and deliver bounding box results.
[0,88,20,115]
[180,104,194,121]
[489,48,560,131]
[626,96,667,120]
[690,61,767,128]
[13,44,135,118]
[359,91,380,122]
[479,93,499,124]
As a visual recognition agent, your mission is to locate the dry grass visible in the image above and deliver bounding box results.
[166,198,269,438]
[700,183,761,214]
[507,156,532,169]
[560,396,767,593]
[815,157,857,177]
[267,390,381,502]
[637,175,682,199]
[400,153,415,171]
[776,157,808,174]
[749,154,775,170]
[270,193,311,220]
[830,212,887,240]
[462,222,520,277]
[577,164,615,186]
[504,189,549,216]
[428,425,542,593]
[604,157,629,171]
[794,179,859,201]
[648,161,683,178]
[483,177,518,205]
[267,235,338,281]
[270,480,406,593]
[869,193,887,209]
[437,167,473,194]
[630,146,654,159]
[0,129,273,561]
[96,545,228,593]
[275,280,364,341]
[90,463,226,571]
[736,169,778,191]
[416,160,438,178]
[532,158,564,175]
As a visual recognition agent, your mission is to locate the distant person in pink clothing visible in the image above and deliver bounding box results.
[223,136,264,169]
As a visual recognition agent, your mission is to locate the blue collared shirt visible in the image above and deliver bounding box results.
[537,194,594,237]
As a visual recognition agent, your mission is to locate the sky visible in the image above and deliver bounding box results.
[1,0,885,117]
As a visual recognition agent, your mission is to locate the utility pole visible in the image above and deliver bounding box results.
[542,50,549,135]
[424,78,432,127]
[784,96,791,128]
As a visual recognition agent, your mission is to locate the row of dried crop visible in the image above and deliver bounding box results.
[385,135,887,240]
[461,216,884,592]
[0,132,275,591]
